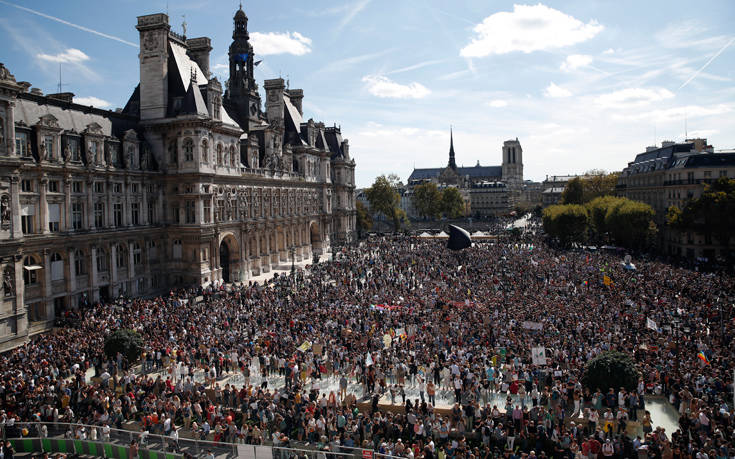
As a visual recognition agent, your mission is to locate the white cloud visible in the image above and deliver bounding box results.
[544,82,572,98]
[212,63,228,72]
[249,31,312,56]
[602,48,615,55]
[595,87,674,109]
[74,96,111,108]
[617,104,731,123]
[36,48,89,63]
[561,54,593,71]
[488,99,508,107]
[362,75,430,99]
[460,4,603,57]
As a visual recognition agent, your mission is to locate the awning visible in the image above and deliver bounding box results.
[23,265,43,271]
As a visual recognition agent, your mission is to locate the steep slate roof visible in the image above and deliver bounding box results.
[671,152,735,169]
[14,95,138,138]
[283,96,306,147]
[169,41,208,91]
[324,129,344,159]
[408,165,501,182]
[181,83,209,117]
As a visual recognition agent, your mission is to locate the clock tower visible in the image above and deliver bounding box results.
[223,5,262,131]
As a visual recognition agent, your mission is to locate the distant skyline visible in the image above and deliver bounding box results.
[1,0,734,187]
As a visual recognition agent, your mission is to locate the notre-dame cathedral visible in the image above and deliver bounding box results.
[0,6,356,350]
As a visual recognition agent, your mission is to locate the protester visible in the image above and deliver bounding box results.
[0,226,733,458]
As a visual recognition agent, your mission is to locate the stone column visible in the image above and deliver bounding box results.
[123,177,131,227]
[90,246,98,289]
[141,184,149,226]
[67,248,76,293]
[128,240,136,281]
[63,175,71,232]
[42,249,51,321]
[110,244,118,294]
[39,175,49,234]
[86,178,94,229]
[6,101,16,156]
[9,175,21,239]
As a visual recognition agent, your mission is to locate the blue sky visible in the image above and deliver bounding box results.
[1,0,734,187]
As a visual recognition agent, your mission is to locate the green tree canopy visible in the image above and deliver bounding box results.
[604,199,655,249]
[581,351,640,393]
[104,329,143,364]
[412,182,442,219]
[561,177,585,204]
[583,171,619,202]
[562,172,619,205]
[366,174,406,232]
[542,204,589,246]
[356,200,372,236]
[441,187,465,219]
[670,177,735,253]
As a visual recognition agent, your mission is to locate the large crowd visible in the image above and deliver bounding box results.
[1,227,734,459]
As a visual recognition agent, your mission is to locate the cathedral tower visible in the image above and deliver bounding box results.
[502,138,523,187]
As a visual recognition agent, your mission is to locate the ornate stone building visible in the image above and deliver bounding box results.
[406,130,524,216]
[0,7,356,351]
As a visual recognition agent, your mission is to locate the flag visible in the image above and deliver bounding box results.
[234,53,249,63]
[297,341,311,352]
[646,318,657,331]
[697,351,710,365]
[603,275,612,286]
[366,352,374,366]
[254,60,262,66]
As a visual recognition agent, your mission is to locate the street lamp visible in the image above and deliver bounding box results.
[290,246,296,277]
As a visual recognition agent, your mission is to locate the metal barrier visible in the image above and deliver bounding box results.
[3,422,377,459]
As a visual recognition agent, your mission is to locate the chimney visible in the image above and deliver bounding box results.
[186,37,213,79]
[288,88,303,115]
[47,92,75,103]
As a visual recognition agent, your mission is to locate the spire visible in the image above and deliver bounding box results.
[448,126,457,170]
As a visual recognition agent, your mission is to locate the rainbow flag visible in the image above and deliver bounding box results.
[697,351,710,365]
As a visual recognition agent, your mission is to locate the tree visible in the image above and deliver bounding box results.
[561,177,585,204]
[604,199,655,249]
[412,182,442,219]
[441,187,465,218]
[104,329,143,364]
[672,177,735,256]
[542,204,588,246]
[365,175,406,232]
[583,172,619,203]
[587,195,624,242]
[356,200,372,237]
[581,351,640,393]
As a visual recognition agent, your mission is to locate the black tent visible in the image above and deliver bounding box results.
[447,225,472,251]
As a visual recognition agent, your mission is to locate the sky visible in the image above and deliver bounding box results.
[1,0,734,188]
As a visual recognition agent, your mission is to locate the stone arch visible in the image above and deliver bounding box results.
[310,221,322,253]
[219,232,240,283]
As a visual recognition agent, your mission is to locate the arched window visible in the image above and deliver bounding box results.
[96,248,108,273]
[230,145,237,167]
[116,244,128,269]
[133,242,142,266]
[201,139,208,163]
[23,255,41,285]
[183,138,194,162]
[50,252,64,281]
[217,144,223,166]
[74,249,86,276]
